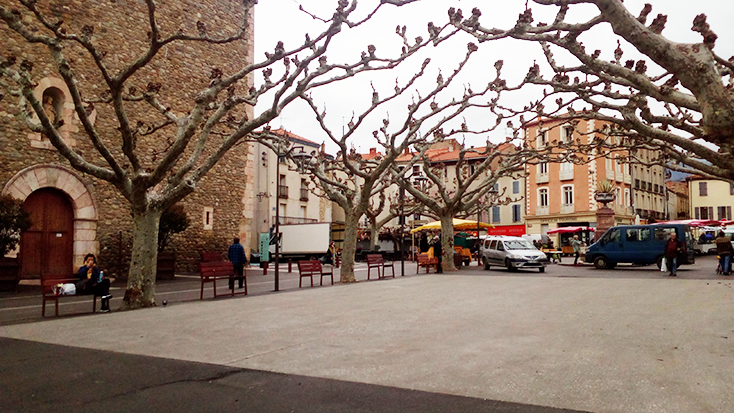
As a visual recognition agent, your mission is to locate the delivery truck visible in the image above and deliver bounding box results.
[269,222,331,262]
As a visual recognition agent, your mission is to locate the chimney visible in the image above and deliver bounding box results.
[370,148,377,154]
[404,147,410,155]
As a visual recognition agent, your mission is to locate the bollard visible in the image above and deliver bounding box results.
[288,259,292,273]
[262,261,268,275]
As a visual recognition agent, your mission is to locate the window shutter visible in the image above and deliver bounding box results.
[695,207,699,219]
[728,206,732,220]
[709,207,714,219]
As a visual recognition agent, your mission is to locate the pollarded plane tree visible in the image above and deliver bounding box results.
[450,0,734,179]
[394,140,536,271]
[0,0,438,308]
[293,24,515,281]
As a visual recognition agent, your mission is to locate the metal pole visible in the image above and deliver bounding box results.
[274,153,280,292]
[400,186,405,276]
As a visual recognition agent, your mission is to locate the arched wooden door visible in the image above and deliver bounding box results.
[21,188,74,278]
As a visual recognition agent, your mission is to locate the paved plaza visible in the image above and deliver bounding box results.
[1,257,733,412]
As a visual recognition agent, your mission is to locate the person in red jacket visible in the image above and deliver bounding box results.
[663,232,684,277]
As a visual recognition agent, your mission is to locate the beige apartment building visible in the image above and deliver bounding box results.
[523,118,666,244]
[687,176,734,221]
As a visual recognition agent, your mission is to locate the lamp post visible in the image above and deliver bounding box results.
[272,144,311,292]
[401,175,428,276]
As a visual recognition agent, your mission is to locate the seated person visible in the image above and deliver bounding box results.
[77,253,112,312]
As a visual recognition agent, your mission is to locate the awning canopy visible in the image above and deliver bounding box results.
[410,218,493,234]
[654,219,721,227]
[546,226,596,234]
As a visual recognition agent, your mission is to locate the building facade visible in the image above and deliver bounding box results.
[0,2,255,276]
[523,118,640,243]
[251,129,333,253]
[687,176,734,221]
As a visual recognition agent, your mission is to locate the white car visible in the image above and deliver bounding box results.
[480,236,549,273]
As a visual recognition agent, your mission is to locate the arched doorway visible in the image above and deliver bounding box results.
[21,188,74,277]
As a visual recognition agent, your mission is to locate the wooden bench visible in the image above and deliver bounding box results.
[297,260,334,287]
[199,261,247,299]
[366,254,394,280]
[416,253,439,274]
[41,273,99,317]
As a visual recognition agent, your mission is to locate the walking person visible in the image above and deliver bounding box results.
[663,232,684,277]
[571,235,582,266]
[228,237,247,289]
[715,231,732,275]
[76,253,112,312]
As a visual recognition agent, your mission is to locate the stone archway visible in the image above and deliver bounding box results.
[2,165,99,272]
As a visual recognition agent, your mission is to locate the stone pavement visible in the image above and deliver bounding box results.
[2,262,733,412]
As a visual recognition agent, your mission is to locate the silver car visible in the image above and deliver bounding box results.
[480,236,549,273]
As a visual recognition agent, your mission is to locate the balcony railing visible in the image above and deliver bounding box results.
[615,171,624,182]
[560,204,574,214]
[300,188,309,201]
[605,169,614,181]
[536,173,549,184]
[273,216,318,225]
[278,185,288,199]
[536,205,550,215]
[559,169,574,181]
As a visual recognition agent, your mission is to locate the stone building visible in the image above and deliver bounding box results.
[0,1,255,278]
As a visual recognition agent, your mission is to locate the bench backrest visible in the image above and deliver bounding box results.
[199,261,234,277]
[298,260,323,273]
[202,252,223,262]
[416,253,429,263]
[366,254,384,265]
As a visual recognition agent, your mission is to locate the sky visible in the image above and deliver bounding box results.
[253,0,734,155]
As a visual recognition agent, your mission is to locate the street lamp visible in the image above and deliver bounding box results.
[400,174,428,276]
[272,144,312,292]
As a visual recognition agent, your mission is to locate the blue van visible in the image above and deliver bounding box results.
[585,224,695,269]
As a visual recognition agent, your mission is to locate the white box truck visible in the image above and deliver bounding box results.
[269,222,331,262]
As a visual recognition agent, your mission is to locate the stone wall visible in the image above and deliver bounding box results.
[0,0,255,276]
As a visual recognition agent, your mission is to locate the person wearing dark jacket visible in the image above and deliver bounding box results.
[419,234,429,254]
[434,235,443,273]
[663,232,685,277]
[715,231,732,275]
[76,253,112,312]
[228,237,247,289]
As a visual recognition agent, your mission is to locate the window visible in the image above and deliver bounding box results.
[601,228,621,243]
[560,162,573,172]
[699,182,708,196]
[300,206,307,218]
[562,126,573,144]
[537,131,548,148]
[654,227,676,241]
[512,204,521,222]
[512,180,520,194]
[489,240,497,250]
[493,183,500,193]
[539,188,549,207]
[626,228,650,242]
[562,185,573,205]
[202,207,214,231]
[538,162,548,174]
[730,184,734,196]
[412,165,421,175]
[470,163,476,174]
[695,206,714,220]
[634,179,640,189]
[492,206,501,223]
[624,188,630,207]
[717,206,732,220]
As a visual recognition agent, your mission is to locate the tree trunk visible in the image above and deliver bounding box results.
[369,220,379,251]
[339,213,359,283]
[120,208,162,310]
[440,214,456,271]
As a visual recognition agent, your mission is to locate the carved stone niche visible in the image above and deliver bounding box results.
[26,77,96,150]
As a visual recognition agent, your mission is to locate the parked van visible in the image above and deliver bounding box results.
[480,236,549,272]
[585,224,695,269]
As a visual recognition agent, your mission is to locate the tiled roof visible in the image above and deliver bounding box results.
[396,142,514,163]
[268,128,320,148]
